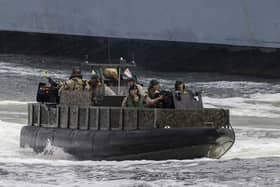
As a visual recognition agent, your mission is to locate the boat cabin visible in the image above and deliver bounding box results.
[37,61,203,109]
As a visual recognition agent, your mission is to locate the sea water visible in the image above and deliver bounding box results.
[0,57,280,186]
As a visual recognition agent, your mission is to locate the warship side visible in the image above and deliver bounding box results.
[1,1,280,77]
[0,0,280,48]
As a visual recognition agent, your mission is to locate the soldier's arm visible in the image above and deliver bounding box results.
[84,80,91,91]
[58,80,72,93]
[47,77,58,87]
[144,95,163,106]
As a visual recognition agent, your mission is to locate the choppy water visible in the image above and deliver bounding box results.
[0,55,280,186]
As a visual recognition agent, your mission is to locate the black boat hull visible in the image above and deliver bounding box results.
[20,126,234,160]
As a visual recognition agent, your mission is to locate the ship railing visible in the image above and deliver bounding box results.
[28,103,231,130]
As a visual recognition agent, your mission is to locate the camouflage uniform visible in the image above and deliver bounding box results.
[122,95,145,107]
[59,77,90,93]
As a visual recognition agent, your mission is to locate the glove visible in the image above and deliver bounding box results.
[41,71,49,78]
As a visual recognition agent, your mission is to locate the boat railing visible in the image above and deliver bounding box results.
[28,103,231,131]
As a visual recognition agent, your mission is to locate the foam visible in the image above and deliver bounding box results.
[0,120,73,163]
[37,139,75,160]
[251,93,280,102]
[204,94,280,118]
[0,179,186,187]
[224,138,280,159]
[194,81,269,89]
[0,111,27,115]
[0,62,68,79]
[0,100,29,105]
[0,120,24,158]
[223,127,280,159]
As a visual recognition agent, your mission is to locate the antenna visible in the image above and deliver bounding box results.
[107,38,111,63]
[84,54,89,64]
[131,52,135,65]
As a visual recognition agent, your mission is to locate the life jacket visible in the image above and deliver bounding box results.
[126,95,144,107]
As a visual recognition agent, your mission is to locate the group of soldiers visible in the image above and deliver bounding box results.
[47,67,192,108]
[47,67,116,96]
[122,78,189,108]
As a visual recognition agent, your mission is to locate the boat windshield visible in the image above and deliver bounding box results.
[85,61,136,97]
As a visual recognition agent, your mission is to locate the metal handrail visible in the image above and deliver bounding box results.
[85,63,136,68]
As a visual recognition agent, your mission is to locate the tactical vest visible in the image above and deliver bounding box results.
[126,95,144,107]
[67,78,87,90]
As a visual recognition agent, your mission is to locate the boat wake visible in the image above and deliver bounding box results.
[0,100,30,105]
[224,126,280,159]
[0,120,73,163]
[204,93,280,118]
[38,139,75,161]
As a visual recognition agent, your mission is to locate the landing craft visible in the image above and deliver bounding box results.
[20,60,235,160]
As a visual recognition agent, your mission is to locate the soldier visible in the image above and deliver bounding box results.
[174,80,199,101]
[174,80,184,100]
[122,84,163,107]
[148,80,161,99]
[89,74,116,96]
[122,84,145,107]
[174,80,186,92]
[59,68,90,92]
[127,78,145,96]
[147,79,164,107]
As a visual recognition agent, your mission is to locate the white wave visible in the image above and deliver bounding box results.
[0,179,186,187]
[0,120,72,163]
[0,100,30,105]
[0,120,25,159]
[224,127,280,159]
[204,93,280,118]
[0,111,27,115]
[251,92,280,102]
[0,62,68,79]
[1,153,211,166]
[139,78,269,88]
[37,139,75,160]
[80,180,186,187]
[195,81,270,89]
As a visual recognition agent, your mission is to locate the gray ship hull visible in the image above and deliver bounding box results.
[0,0,280,48]
[20,126,235,160]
